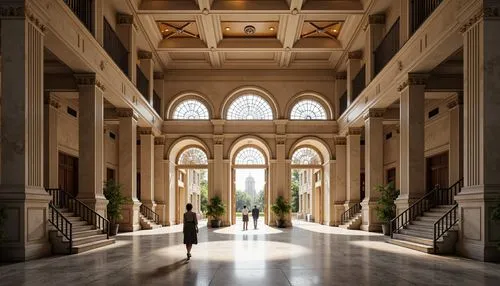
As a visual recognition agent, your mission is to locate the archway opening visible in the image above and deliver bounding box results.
[291,146,324,224]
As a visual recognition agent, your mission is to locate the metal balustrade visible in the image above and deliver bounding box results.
[137,66,149,101]
[140,204,160,224]
[374,18,400,76]
[104,18,129,76]
[48,203,73,254]
[63,0,93,33]
[410,0,443,35]
[351,65,366,102]
[341,203,361,225]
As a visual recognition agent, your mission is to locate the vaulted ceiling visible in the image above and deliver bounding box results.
[134,0,370,69]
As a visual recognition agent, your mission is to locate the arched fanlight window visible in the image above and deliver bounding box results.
[172,99,210,120]
[178,147,208,165]
[226,95,273,120]
[291,147,322,165]
[234,147,266,165]
[290,99,327,120]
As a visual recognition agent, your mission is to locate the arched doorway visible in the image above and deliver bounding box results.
[230,145,270,225]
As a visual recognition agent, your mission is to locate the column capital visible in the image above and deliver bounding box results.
[116,108,138,120]
[460,7,499,33]
[74,73,105,91]
[117,13,134,25]
[154,136,165,145]
[213,135,224,145]
[397,74,429,92]
[348,50,363,60]
[335,72,347,80]
[44,94,61,109]
[0,3,47,32]
[138,127,153,135]
[347,127,362,136]
[334,136,347,145]
[153,72,164,80]
[364,108,385,120]
[138,50,153,60]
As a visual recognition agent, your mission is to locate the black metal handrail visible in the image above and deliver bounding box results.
[104,18,129,76]
[341,202,361,224]
[140,204,160,224]
[46,188,110,239]
[433,204,458,253]
[137,66,149,101]
[390,179,463,238]
[374,18,400,76]
[63,0,93,33]
[410,0,443,35]
[48,203,73,254]
[351,65,366,102]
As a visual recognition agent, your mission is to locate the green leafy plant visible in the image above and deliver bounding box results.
[103,180,126,224]
[0,206,6,242]
[206,196,226,220]
[271,196,292,221]
[375,182,400,223]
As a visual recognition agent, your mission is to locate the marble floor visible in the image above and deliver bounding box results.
[1,220,499,286]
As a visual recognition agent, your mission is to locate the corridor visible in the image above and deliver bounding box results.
[1,221,499,286]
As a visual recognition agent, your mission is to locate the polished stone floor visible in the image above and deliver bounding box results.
[1,220,500,286]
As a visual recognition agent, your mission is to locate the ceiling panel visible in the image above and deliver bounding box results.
[221,21,279,38]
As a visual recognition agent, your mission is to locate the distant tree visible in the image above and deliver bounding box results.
[291,170,300,212]
[200,179,208,214]
[255,190,265,211]
[236,190,252,212]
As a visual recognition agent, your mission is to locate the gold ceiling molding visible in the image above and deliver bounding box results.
[347,127,362,136]
[74,73,105,91]
[460,7,499,33]
[397,74,429,92]
[348,51,363,60]
[138,51,153,60]
[364,108,385,120]
[300,21,342,40]
[334,136,346,145]
[116,108,138,120]
[158,22,199,39]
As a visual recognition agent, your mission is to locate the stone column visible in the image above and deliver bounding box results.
[455,3,500,262]
[212,135,230,225]
[0,7,51,261]
[333,137,347,226]
[76,74,108,216]
[117,109,140,231]
[395,74,427,214]
[154,137,167,225]
[138,51,154,105]
[44,93,60,188]
[139,127,155,211]
[361,109,385,232]
[346,51,362,105]
[344,128,361,210]
[324,160,334,225]
[365,14,386,83]
[448,95,463,185]
[116,13,136,84]
[164,159,176,226]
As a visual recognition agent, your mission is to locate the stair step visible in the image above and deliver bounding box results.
[393,233,438,245]
[411,220,434,227]
[423,212,446,217]
[415,216,437,222]
[72,239,115,254]
[406,224,433,232]
[399,228,434,239]
[73,229,103,239]
[67,234,108,246]
[73,225,96,231]
[387,238,434,253]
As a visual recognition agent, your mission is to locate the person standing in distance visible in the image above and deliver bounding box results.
[252,205,259,230]
[242,205,249,231]
[183,203,198,260]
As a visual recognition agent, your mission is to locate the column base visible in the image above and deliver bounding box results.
[154,202,167,225]
[0,186,52,262]
[455,187,500,262]
[360,199,382,232]
[119,199,141,232]
[78,196,108,218]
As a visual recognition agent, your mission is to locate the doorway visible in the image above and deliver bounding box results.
[426,151,449,191]
[58,152,78,196]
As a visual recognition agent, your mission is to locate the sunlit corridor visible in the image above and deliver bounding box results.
[1,221,499,286]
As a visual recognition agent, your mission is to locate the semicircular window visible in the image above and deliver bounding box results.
[226,95,273,120]
[290,99,327,120]
[291,147,322,165]
[178,147,208,165]
[234,147,266,165]
[172,99,210,120]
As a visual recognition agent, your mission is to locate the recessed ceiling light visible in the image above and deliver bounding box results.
[269,27,275,31]
[332,29,338,33]
[225,27,231,31]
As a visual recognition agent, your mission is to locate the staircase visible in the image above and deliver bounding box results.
[139,204,162,230]
[339,203,362,230]
[388,179,462,254]
[46,189,115,254]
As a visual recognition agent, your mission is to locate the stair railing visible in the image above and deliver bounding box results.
[140,204,160,224]
[48,203,73,254]
[433,179,463,253]
[340,202,361,224]
[46,188,110,240]
[390,179,463,238]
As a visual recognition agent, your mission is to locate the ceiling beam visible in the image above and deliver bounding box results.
[279,0,305,67]
[196,0,222,67]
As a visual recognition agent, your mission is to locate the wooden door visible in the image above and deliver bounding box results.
[58,152,78,196]
[426,152,449,191]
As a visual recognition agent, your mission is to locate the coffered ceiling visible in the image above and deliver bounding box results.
[134,0,372,69]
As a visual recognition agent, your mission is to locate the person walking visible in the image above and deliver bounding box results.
[252,205,259,229]
[183,203,198,260]
[242,205,249,231]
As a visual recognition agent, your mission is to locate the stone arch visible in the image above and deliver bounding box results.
[228,135,273,161]
[221,86,280,120]
[167,136,212,162]
[165,91,215,120]
[285,91,334,120]
[288,136,332,163]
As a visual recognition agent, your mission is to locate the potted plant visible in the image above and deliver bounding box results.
[206,196,225,228]
[103,180,126,236]
[375,182,400,235]
[271,196,292,228]
[0,206,6,243]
